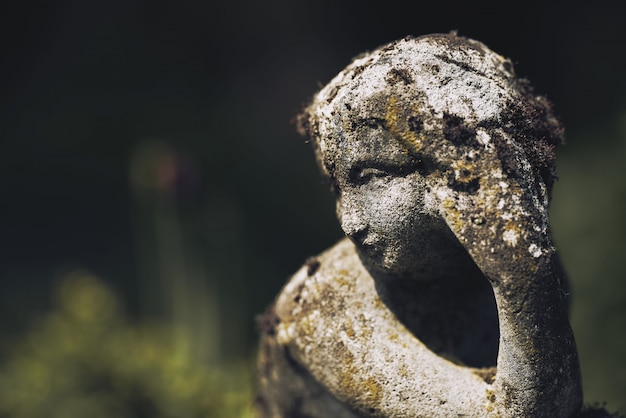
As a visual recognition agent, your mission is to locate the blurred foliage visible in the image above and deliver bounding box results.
[0,110,623,418]
[551,109,626,414]
[0,1,624,415]
[0,271,254,418]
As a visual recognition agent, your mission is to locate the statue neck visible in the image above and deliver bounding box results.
[358,228,484,286]
[361,238,499,368]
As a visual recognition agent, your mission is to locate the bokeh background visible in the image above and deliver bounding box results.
[1,0,624,416]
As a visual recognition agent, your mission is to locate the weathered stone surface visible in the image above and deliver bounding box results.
[256,33,586,417]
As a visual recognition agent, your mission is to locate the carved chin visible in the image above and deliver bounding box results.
[358,243,409,274]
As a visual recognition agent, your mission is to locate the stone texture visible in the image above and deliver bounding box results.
[257,33,585,417]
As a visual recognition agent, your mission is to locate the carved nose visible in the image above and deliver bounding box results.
[338,201,368,240]
[348,227,368,244]
[342,216,365,238]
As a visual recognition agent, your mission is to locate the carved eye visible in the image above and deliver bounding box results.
[351,167,391,185]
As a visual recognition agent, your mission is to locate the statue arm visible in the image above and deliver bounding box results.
[434,130,583,417]
[273,240,492,417]
[490,255,581,417]
[271,137,582,418]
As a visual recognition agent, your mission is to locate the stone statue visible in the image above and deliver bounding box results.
[256,33,585,417]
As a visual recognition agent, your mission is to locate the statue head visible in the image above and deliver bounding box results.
[297,34,564,275]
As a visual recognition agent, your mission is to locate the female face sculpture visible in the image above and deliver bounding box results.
[328,90,449,275]
[300,34,563,279]
[259,34,583,418]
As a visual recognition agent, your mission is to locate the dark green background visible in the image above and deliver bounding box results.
[1,0,624,413]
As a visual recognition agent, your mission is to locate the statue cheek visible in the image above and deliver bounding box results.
[381,182,425,221]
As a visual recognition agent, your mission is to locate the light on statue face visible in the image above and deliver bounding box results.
[258,34,588,418]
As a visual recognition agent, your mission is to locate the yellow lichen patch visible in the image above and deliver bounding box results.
[474,367,497,384]
[339,350,357,392]
[362,376,383,405]
[385,96,423,153]
[335,269,354,290]
[298,310,320,339]
[478,176,500,204]
[345,327,356,339]
[358,314,373,339]
[343,314,372,340]
[343,317,356,339]
[485,389,497,413]
[399,364,409,378]
[486,389,496,403]
[336,269,351,277]
[450,160,479,185]
[338,349,383,407]
[443,197,465,236]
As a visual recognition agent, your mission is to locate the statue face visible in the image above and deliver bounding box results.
[309,34,535,276]
[326,93,451,275]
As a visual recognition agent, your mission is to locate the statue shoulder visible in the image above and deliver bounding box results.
[272,238,375,342]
